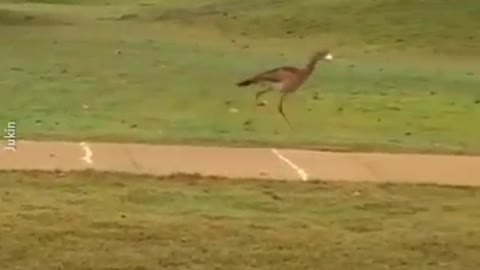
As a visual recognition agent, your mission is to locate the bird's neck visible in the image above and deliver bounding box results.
[305,57,320,73]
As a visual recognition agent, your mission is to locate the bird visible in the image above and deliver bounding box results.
[235,50,333,128]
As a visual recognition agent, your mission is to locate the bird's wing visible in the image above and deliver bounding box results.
[251,66,301,83]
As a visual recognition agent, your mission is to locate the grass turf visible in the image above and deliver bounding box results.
[0,171,480,269]
[1,0,480,153]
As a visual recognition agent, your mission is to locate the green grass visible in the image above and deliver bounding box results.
[1,0,480,153]
[1,171,480,269]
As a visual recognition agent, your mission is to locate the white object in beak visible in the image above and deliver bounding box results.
[325,53,333,60]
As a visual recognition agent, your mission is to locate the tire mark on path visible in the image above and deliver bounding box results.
[271,148,308,181]
[79,142,93,165]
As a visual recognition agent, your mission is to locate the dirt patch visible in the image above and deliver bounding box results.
[1,140,480,187]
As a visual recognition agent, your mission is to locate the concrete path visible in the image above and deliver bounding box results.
[1,140,480,186]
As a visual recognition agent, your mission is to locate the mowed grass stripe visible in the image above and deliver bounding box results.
[0,1,479,153]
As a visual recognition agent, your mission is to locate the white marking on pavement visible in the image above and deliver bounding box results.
[271,148,308,181]
[80,142,93,164]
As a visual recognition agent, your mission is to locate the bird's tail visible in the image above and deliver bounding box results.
[236,79,254,87]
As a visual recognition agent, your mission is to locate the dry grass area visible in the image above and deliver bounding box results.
[1,171,479,269]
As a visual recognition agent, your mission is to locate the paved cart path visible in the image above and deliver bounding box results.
[1,140,480,186]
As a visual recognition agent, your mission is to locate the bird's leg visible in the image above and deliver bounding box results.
[278,91,293,129]
[255,87,273,105]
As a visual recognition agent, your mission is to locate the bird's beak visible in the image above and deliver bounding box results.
[324,53,333,61]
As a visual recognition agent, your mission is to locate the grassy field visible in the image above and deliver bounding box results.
[2,3,479,268]
[1,0,480,153]
[0,171,479,269]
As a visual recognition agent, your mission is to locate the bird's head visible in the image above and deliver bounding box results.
[313,50,333,62]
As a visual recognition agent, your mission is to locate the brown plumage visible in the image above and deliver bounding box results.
[236,50,333,128]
